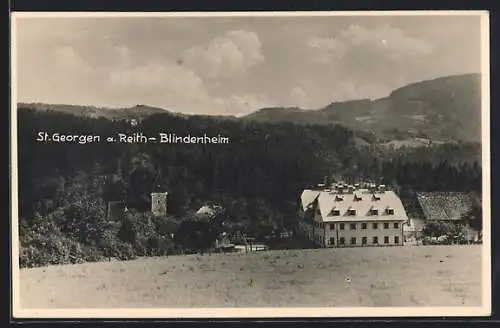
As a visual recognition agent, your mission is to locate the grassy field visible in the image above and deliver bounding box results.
[19,245,483,308]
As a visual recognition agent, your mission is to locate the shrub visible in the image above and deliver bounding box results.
[19,233,86,268]
[146,235,174,256]
[115,242,137,261]
[83,246,105,263]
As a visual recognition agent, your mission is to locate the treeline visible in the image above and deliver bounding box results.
[17,107,482,267]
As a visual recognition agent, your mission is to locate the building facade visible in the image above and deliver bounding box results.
[299,183,408,247]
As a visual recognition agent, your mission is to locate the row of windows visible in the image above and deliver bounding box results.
[334,194,382,201]
[329,236,400,246]
[328,208,394,216]
[314,222,400,230]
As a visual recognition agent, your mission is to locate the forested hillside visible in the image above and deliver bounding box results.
[17,106,482,267]
[245,73,482,143]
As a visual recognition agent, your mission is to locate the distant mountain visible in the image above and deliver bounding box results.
[17,103,175,121]
[18,73,482,143]
[18,103,242,124]
[245,73,482,143]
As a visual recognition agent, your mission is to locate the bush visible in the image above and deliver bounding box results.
[146,235,174,256]
[83,246,105,263]
[115,242,137,261]
[118,211,174,257]
[19,233,86,268]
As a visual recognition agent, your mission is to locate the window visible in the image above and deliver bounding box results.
[387,208,394,215]
[362,237,367,245]
[331,209,340,216]
[370,209,379,215]
[348,209,356,216]
[339,223,345,230]
[335,195,344,201]
[339,237,345,245]
[394,236,400,244]
[350,223,356,230]
[394,223,399,229]
[373,223,378,229]
[350,237,356,245]
[330,237,335,245]
[384,222,389,229]
[384,236,389,244]
[362,223,367,230]
[373,236,378,244]
[330,223,335,230]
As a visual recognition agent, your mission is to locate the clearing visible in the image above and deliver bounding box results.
[19,245,483,308]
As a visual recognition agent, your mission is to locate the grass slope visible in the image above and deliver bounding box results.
[20,245,482,308]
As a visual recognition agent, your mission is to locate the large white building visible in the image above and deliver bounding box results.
[298,183,409,247]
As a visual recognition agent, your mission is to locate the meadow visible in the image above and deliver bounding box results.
[19,245,482,308]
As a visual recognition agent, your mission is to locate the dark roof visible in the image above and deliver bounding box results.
[416,192,480,221]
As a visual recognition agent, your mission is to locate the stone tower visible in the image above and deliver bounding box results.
[151,192,168,216]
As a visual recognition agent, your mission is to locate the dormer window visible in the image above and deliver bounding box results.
[386,207,395,215]
[335,195,344,201]
[329,208,341,216]
[372,194,381,201]
[347,208,356,216]
[370,208,379,215]
[354,194,362,201]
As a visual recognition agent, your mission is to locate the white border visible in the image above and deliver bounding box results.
[10,10,491,319]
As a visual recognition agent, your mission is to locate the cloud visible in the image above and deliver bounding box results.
[307,24,434,64]
[307,36,346,63]
[329,81,393,101]
[182,29,265,79]
[214,94,274,114]
[105,57,271,115]
[108,61,204,94]
[287,87,310,108]
[53,46,90,71]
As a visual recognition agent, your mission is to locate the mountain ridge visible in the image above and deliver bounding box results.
[17,73,482,143]
[245,73,482,142]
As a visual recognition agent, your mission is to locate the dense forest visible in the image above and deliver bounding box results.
[17,107,482,267]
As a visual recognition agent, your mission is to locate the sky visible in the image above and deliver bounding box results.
[14,13,485,116]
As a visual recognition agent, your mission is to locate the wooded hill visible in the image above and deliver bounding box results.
[245,73,482,143]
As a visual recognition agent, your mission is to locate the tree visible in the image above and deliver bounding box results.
[464,203,483,241]
[174,216,219,254]
[423,221,455,238]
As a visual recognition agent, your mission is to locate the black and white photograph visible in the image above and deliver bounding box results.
[11,11,491,318]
